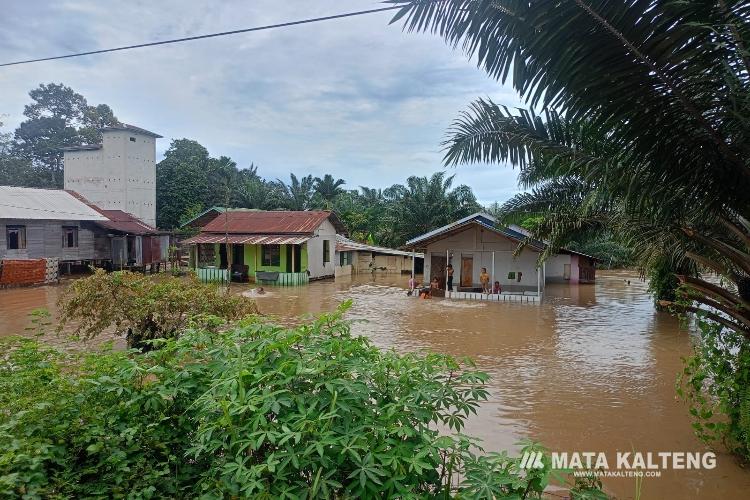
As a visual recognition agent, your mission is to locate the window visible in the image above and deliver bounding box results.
[62,226,79,248]
[339,251,351,266]
[6,225,26,250]
[129,136,136,142]
[323,240,330,264]
[262,244,281,267]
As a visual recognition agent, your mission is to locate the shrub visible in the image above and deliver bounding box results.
[677,318,750,461]
[57,269,259,349]
[0,303,601,498]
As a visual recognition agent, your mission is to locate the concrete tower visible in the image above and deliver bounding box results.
[63,124,161,227]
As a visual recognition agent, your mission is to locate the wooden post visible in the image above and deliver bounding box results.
[492,252,495,293]
[537,264,541,298]
[292,244,296,273]
[411,249,415,282]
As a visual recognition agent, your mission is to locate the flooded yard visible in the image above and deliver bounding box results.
[1,270,749,498]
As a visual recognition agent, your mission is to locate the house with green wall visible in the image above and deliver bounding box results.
[181,210,346,285]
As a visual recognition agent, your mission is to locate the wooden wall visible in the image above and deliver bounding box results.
[0,219,111,261]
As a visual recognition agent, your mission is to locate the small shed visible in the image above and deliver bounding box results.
[334,235,424,277]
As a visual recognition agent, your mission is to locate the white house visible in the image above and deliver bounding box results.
[404,213,596,302]
[63,124,161,227]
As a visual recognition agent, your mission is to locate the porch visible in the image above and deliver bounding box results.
[184,234,310,286]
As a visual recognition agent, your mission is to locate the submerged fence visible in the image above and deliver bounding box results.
[197,267,229,284]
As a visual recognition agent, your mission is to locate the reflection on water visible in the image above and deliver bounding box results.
[1,271,749,498]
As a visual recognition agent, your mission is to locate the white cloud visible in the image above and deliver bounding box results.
[0,0,526,205]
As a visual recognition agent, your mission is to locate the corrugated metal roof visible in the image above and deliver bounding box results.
[336,235,423,258]
[0,186,109,221]
[405,212,497,246]
[66,190,161,234]
[182,234,311,245]
[201,210,346,234]
[404,212,597,260]
[95,210,161,235]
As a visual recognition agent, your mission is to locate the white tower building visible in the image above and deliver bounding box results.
[63,124,161,227]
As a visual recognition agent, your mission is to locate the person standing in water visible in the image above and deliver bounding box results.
[446,264,454,291]
[480,267,490,294]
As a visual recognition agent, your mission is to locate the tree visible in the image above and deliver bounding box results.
[0,121,33,186]
[156,139,213,229]
[383,172,480,247]
[393,0,750,456]
[314,174,346,206]
[11,83,120,188]
[274,173,317,210]
[57,269,259,349]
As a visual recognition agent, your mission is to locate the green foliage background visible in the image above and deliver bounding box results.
[0,304,600,498]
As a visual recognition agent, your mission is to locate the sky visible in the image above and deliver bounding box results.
[0,0,526,206]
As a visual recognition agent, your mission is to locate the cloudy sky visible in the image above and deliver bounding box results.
[0,0,526,205]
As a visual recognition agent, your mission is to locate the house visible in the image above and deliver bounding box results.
[70,192,170,270]
[0,186,168,286]
[404,213,596,303]
[335,235,424,278]
[63,124,162,226]
[0,187,110,266]
[181,210,346,285]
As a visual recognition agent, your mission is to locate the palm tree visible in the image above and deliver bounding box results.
[392,0,750,336]
[385,172,480,246]
[275,173,316,211]
[314,174,346,206]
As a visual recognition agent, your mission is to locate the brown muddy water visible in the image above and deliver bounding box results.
[1,270,749,498]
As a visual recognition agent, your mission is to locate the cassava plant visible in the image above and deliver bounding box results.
[0,303,604,498]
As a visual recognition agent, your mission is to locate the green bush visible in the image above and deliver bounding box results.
[1,303,602,498]
[678,318,750,461]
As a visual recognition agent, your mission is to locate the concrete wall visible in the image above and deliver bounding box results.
[0,219,109,261]
[423,225,541,289]
[306,219,337,279]
[545,253,572,282]
[64,130,157,226]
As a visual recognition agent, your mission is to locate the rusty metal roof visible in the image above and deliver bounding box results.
[65,190,162,234]
[0,186,109,221]
[200,210,346,234]
[95,210,162,235]
[182,234,311,245]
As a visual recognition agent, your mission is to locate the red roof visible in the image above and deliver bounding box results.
[200,210,346,235]
[182,234,311,245]
[65,190,161,235]
[95,209,160,235]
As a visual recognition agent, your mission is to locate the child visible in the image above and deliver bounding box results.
[492,281,501,294]
[480,267,490,293]
[446,264,454,291]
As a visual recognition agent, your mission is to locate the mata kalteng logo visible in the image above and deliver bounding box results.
[519,451,717,477]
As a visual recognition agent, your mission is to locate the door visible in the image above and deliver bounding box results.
[461,255,473,287]
[219,244,228,269]
[430,255,447,289]
[232,244,244,265]
[563,263,571,280]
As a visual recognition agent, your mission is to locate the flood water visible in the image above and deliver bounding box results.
[1,270,749,498]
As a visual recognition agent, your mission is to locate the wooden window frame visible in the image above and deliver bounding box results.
[62,226,79,248]
[6,225,26,250]
[262,244,281,267]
